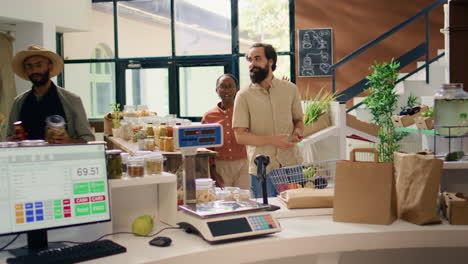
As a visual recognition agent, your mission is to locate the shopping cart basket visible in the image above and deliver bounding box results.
[269,160,337,193]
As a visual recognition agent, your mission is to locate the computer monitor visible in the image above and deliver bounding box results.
[0,144,110,253]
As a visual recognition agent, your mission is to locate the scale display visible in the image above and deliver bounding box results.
[174,124,223,148]
[207,214,278,237]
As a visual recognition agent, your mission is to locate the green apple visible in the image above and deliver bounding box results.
[132,215,154,236]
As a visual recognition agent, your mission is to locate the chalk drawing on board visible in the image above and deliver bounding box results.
[298,28,333,77]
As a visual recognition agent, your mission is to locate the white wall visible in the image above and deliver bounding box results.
[0,0,91,32]
[0,0,91,94]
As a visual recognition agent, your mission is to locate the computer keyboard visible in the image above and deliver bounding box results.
[6,239,127,264]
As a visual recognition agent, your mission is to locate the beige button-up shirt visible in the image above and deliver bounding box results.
[233,77,303,175]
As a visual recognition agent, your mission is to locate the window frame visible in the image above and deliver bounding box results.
[58,0,296,121]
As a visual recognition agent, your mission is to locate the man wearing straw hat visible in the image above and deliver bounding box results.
[7,45,94,143]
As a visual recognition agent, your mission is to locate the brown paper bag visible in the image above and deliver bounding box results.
[103,112,123,136]
[333,148,396,225]
[103,112,114,136]
[394,152,443,225]
[278,188,333,209]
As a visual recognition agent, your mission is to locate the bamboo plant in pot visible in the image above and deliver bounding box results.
[362,59,407,162]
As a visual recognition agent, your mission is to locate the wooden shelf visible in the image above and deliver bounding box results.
[109,172,176,189]
[444,161,468,169]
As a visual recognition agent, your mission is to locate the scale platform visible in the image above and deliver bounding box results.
[177,200,281,242]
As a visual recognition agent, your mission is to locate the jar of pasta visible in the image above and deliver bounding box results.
[195,178,216,203]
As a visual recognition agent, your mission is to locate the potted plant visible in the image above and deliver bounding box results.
[302,87,337,137]
[414,107,434,130]
[109,103,122,137]
[363,59,407,162]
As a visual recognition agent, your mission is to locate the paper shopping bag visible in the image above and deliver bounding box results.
[333,148,396,225]
[394,152,443,225]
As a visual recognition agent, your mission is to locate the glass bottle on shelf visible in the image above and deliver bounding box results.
[158,122,168,138]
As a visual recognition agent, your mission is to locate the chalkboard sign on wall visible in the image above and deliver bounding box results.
[298,28,333,77]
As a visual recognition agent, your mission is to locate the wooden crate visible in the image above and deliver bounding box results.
[414,116,434,130]
[346,114,379,136]
[442,192,468,225]
[392,105,429,127]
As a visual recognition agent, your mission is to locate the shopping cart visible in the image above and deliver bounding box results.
[268,160,337,193]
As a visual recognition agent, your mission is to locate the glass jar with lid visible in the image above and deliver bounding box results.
[195,178,216,203]
[137,105,150,117]
[434,83,468,136]
[144,153,164,175]
[158,122,168,138]
[127,156,145,178]
[143,138,156,151]
[120,152,129,177]
[45,115,66,141]
[13,121,27,140]
[106,149,123,179]
[123,105,138,118]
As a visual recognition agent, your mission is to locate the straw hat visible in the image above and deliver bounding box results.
[11,45,64,80]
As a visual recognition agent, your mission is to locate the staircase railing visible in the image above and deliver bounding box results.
[330,0,446,110]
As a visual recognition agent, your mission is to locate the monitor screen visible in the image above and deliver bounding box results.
[0,144,110,236]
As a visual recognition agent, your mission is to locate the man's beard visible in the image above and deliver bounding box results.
[249,64,269,83]
[29,70,50,86]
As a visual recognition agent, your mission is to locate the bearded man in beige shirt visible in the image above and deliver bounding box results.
[233,43,304,198]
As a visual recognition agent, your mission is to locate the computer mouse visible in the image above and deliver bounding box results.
[149,236,172,247]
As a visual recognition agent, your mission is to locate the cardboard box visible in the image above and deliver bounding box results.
[414,116,434,130]
[346,114,379,136]
[303,112,331,137]
[392,105,429,127]
[442,192,468,225]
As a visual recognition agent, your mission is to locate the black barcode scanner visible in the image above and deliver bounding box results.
[254,155,280,211]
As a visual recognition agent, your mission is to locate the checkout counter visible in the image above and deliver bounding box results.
[2,196,468,264]
[2,126,468,264]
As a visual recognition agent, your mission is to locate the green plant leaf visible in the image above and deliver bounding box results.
[363,59,403,162]
[303,87,339,125]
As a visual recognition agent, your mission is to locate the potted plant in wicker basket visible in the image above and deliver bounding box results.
[303,87,337,137]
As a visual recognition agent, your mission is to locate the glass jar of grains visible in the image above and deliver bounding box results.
[144,153,164,175]
[127,156,145,178]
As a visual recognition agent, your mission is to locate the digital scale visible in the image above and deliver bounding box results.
[174,124,281,242]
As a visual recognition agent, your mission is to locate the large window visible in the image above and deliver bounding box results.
[61,0,294,121]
